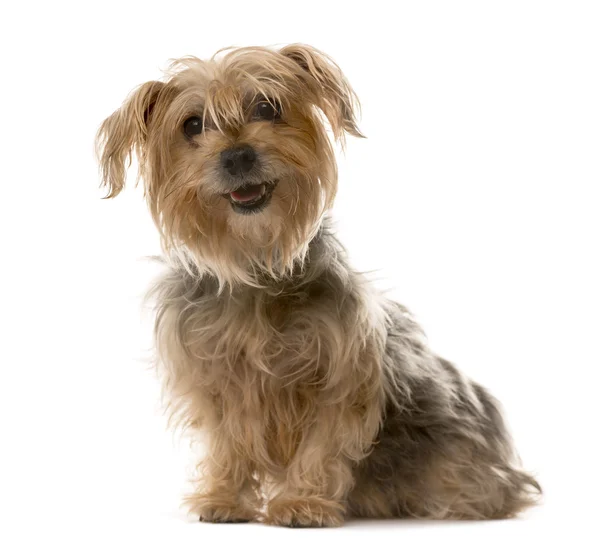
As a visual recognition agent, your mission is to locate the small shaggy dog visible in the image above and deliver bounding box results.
[96,44,540,527]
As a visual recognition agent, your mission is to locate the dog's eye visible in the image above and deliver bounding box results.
[183,116,203,137]
[254,100,280,121]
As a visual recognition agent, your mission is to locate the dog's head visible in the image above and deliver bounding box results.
[96,45,362,286]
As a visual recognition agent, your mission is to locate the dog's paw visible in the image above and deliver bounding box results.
[187,494,257,524]
[264,497,345,528]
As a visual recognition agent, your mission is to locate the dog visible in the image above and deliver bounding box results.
[96,44,540,527]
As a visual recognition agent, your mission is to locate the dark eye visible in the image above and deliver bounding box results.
[183,116,203,137]
[254,100,280,121]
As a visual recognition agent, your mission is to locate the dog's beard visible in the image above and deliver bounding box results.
[155,170,331,289]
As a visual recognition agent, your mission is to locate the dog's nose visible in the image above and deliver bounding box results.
[221,145,257,176]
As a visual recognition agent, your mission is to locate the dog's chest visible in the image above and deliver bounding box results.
[189,286,324,378]
[185,288,325,464]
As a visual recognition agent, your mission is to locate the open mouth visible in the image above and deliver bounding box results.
[223,180,278,214]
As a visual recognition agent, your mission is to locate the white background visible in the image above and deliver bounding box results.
[1,1,599,544]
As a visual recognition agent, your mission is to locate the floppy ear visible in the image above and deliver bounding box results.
[280,44,364,141]
[95,80,165,198]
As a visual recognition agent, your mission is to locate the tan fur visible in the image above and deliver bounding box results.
[96,44,540,527]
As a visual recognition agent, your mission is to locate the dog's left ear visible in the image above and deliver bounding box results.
[95,80,165,198]
[280,44,364,141]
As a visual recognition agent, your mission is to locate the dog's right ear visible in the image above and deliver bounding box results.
[95,81,165,198]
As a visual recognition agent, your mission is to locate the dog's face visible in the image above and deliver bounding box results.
[97,45,362,285]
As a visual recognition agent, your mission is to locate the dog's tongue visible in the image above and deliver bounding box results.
[230,184,263,202]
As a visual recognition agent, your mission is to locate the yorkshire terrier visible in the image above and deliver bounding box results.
[96,44,540,527]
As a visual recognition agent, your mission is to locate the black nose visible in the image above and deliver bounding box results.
[220,145,257,176]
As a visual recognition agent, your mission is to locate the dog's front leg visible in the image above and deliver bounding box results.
[262,343,383,527]
[264,439,354,528]
[264,392,381,528]
[185,428,261,523]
